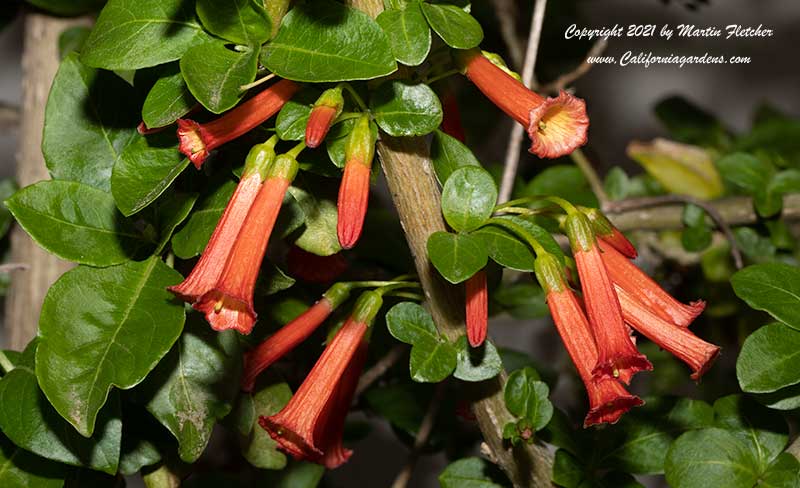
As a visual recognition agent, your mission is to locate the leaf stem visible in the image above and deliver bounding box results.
[340,82,369,111]
[0,351,14,373]
[240,72,277,92]
[570,148,609,209]
[485,217,548,256]
[425,69,460,85]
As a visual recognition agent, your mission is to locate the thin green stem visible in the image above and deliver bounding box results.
[425,69,460,85]
[375,282,422,297]
[240,72,276,91]
[287,141,306,159]
[384,291,425,301]
[346,280,419,289]
[570,148,609,208]
[0,351,14,373]
[340,83,368,111]
[335,112,364,123]
[493,206,560,217]
[494,195,576,214]
[485,217,548,256]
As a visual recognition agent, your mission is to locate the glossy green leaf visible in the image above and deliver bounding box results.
[713,395,788,468]
[82,0,208,70]
[504,367,553,431]
[242,378,291,469]
[58,26,91,60]
[181,41,259,114]
[524,165,599,208]
[287,183,341,256]
[376,2,431,66]
[275,88,320,141]
[453,336,502,382]
[439,457,503,488]
[472,225,535,272]
[734,227,776,262]
[5,180,145,267]
[43,54,139,192]
[494,216,566,264]
[0,434,66,488]
[716,152,774,194]
[440,166,497,232]
[26,0,102,16]
[754,384,800,411]
[370,80,443,137]
[135,320,241,463]
[197,0,271,46]
[171,180,236,259]
[36,257,185,437]
[732,263,800,331]
[0,342,121,474]
[141,65,196,129]
[738,323,800,394]
[427,231,488,284]
[665,428,760,488]
[111,133,191,216]
[118,420,163,476]
[386,302,456,383]
[151,192,198,254]
[260,0,397,82]
[421,3,483,49]
[760,452,800,488]
[430,129,481,184]
[492,282,548,319]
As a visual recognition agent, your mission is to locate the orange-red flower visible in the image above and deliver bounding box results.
[597,239,705,327]
[169,138,277,303]
[178,79,299,168]
[466,270,488,347]
[260,291,382,465]
[535,254,643,427]
[440,89,467,143]
[241,283,352,392]
[337,114,375,249]
[616,285,719,380]
[305,87,344,148]
[286,246,349,284]
[581,207,637,259]
[194,153,299,334]
[565,213,652,383]
[457,49,588,159]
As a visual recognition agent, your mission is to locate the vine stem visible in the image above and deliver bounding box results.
[570,149,609,209]
[497,0,547,204]
[355,344,407,397]
[540,38,608,94]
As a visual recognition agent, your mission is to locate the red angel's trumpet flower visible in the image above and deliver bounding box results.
[260,291,382,464]
[565,212,652,382]
[178,79,300,168]
[169,137,278,303]
[305,86,344,148]
[597,239,706,327]
[616,285,719,381]
[535,254,643,427]
[337,114,375,249]
[456,49,589,159]
[240,283,352,392]
[286,246,349,284]
[194,152,300,334]
[466,270,488,347]
[580,207,637,259]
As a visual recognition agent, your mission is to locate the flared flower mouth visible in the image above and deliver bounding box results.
[584,391,645,427]
[690,346,721,381]
[177,119,209,168]
[259,416,322,460]
[527,91,589,159]
[194,290,256,334]
[592,354,653,383]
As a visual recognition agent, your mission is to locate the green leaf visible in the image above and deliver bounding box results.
[665,428,760,488]
[364,383,428,437]
[472,226,534,272]
[386,302,456,383]
[491,282,548,319]
[439,457,503,488]
[141,64,196,129]
[427,231,488,284]
[523,165,598,208]
[754,384,800,411]
[181,41,259,114]
[681,204,712,252]
[0,434,66,488]
[552,449,587,488]
[43,54,139,192]
[0,179,17,239]
[731,263,800,331]
[760,452,800,488]
[275,87,320,141]
[494,215,566,264]
[440,166,497,232]
[36,257,185,437]
[504,367,553,431]
[111,132,191,216]
[135,320,241,463]
[197,0,271,46]
[287,182,341,256]
[151,192,198,254]
[5,180,145,267]
[716,152,774,194]
[171,180,236,259]
[370,80,443,137]
[713,394,788,468]
[58,26,91,59]
[734,227,776,262]
[260,0,397,82]
[260,461,325,488]
[453,336,502,382]
[604,167,630,200]
[421,3,483,49]
[82,0,208,70]
[376,2,431,66]
[429,129,481,184]
[26,0,102,16]
[758,169,800,218]
[242,377,291,469]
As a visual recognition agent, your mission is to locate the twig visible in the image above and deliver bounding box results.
[497,0,548,204]
[355,344,406,397]
[390,381,446,488]
[570,149,609,208]
[606,195,744,269]
[0,263,30,273]
[489,0,524,68]
[540,38,608,94]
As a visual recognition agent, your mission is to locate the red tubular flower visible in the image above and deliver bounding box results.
[241,283,352,392]
[286,246,349,284]
[466,270,488,347]
[337,114,375,249]
[535,254,643,427]
[581,207,637,259]
[440,89,466,143]
[178,79,300,168]
[305,87,344,148]
[616,285,719,380]
[194,153,299,334]
[457,50,589,159]
[169,138,277,303]
[260,291,382,464]
[565,213,652,383]
[597,239,706,327]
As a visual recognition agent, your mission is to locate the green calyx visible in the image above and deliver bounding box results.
[268,153,300,182]
[564,212,596,253]
[322,282,353,309]
[534,253,567,294]
[481,50,522,81]
[351,290,383,325]
[345,114,375,167]
[242,135,279,180]
[579,206,614,237]
[314,86,345,116]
